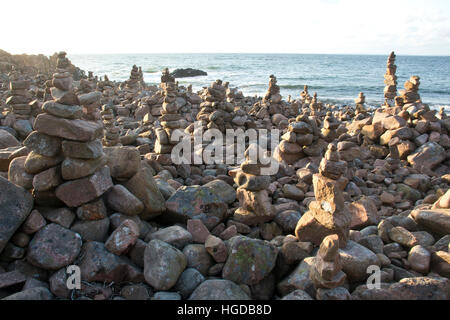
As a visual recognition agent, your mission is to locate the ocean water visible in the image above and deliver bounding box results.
[69,53,450,110]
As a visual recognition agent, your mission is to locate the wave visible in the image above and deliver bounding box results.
[144,69,159,73]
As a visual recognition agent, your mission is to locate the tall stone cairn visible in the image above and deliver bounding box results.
[155,81,183,154]
[101,104,120,146]
[295,143,352,248]
[23,51,111,209]
[383,51,397,106]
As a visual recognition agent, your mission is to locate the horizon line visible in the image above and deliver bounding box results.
[5,50,450,58]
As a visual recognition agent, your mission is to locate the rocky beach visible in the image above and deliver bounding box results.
[0,48,449,301]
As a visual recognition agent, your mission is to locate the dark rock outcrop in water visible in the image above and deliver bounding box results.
[170,68,207,78]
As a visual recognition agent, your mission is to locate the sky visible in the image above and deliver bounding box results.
[2,0,450,55]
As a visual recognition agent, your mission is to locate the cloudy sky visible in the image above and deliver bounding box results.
[2,0,449,55]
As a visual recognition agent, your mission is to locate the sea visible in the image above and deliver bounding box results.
[69,53,450,111]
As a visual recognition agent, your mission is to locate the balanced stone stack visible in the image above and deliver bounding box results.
[321,111,340,142]
[24,53,108,209]
[262,75,283,115]
[155,81,183,154]
[355,92,367,115]
[383,51,397,106]
[124,65,142,96]
[310,234,346,290]
[79,91,102,121]
[161,67,175,84]
[101,104,120,146]
[274,114,314,164]
[231,144,276,226]
[138,66,145,87]
[5,79,33,133]
[295,143,352,248]
[309,92,322,116]
[400,76,421,105]
[197,80,234,132]
[300,85,311,105]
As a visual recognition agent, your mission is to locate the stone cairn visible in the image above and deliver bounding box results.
[355,92,367,115]
[124,65,142,97]
[275,114,314,165]
[231,144,275,225]
[300,85,311,105]
[6,78,32,123]
[138,66,145,87]
[383,51,397,106]
[155,81,183,154]
[310,234,347,289]
[161,67,175,84]
[295,143,352,248]
[309,92,322,116]
[23,51,108,209]
[248,75,283,120]
[400,76,421,105]
[101,104,120,146]
[263,75,283,114]
[79,90,102,122]
[321,111,340,142]
[197,79,234,132]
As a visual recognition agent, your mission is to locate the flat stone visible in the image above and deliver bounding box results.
[34,114,103,142]
[61,140,103,159]
[42,101,82,119]
[61,155,107,180]
[55,166,113,207]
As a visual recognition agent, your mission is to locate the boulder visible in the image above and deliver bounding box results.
[338,240,380,282]
[27,223,82,270]
[78,241,143,283]
[144,239,187,291]
[222,236,278,285]
[165,185,227,229]
[123,166,166,220]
